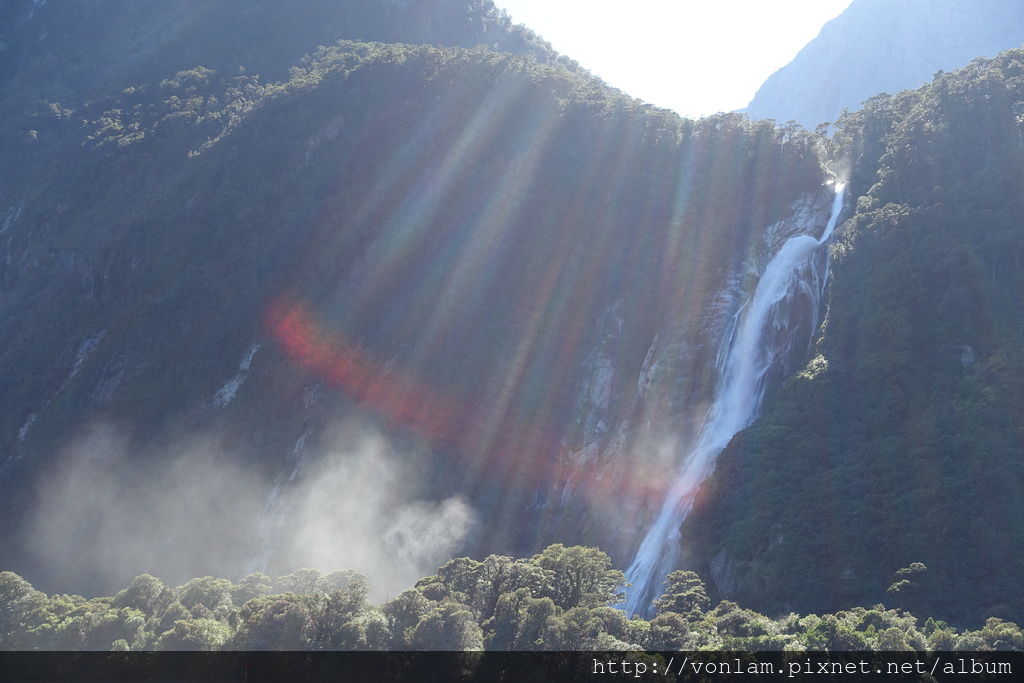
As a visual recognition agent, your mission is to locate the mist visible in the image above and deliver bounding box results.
[23,423,266,594]
[22,421,476,601]
[273,424,477,601]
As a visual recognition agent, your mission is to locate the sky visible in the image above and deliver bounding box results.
[495,0,854,119]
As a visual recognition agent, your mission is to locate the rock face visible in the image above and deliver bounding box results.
[10,0,1020,627]
[745,0,1024,128]
[0,1,826,596]
[686,49,1024,625]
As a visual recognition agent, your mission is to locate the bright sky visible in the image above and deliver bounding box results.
[495,0,854,119]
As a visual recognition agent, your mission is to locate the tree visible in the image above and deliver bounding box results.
[511,596,561,650]
[409,602,483,650]
[276,569,322,595]
[648,612,691,650]
[710,601,771,639]
[416,558,483,607]
[112,574,176,616]
[157,602,191,635]
[380,589,433,648]
[474,555,549,621]
[232,573,273,605]
[233,596,312,650]
[874,626,912,651]
[0,572,44,646]
[305,582,371,649]
[653,570,710,617]
[531,545,624,609]
[886,562,930,615]
[329,608,390,650]
[176,577,234,612]
[317,570,369,596]
[976,617,1024,651]
[155,618,232,651]
[482,587,531,650]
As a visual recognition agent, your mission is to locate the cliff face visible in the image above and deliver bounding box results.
[0,2,825,595]
[745,0,1024,128]
[10,0,1022,627]
[686,49,1024,624]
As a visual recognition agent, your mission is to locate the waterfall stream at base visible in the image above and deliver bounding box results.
[623,184,846,617]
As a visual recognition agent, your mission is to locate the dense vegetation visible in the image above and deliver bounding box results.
[0,0,572,117]
[684,49,1024,625]
[0,5,822,597]
[3,546,1022,651]
[5,0,1024,643]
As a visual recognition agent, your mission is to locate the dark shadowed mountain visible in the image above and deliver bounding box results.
[1,0,1023,632]
[0,0,824,598]
[689,50,1024,625]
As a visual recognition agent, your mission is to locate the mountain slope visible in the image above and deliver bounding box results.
[9,0,1024,631]
[0,12,825,596]
[745,0,1024,128]
[685,48,1024,624]
[0,0,569,105]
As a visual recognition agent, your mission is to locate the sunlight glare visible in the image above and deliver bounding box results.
[495,0,854,118]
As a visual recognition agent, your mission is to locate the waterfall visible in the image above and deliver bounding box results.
[623,184,846,616]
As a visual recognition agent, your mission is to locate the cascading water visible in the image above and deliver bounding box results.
[623,183,846,616]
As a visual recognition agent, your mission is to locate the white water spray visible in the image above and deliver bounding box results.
[623,184,845,616]
[212,342,261,408]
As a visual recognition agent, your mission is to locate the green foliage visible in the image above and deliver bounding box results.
[648,612,692,649]
[2,0,1022,646]
[275,569,322,596]
[232,573,273,605]
[531,544,624,609]
[683,47,1024,626]
[317,570,368,596]
[232,595,313,650]
[7,591,147,651]
[303,584,373,650]
[472,555,550,621]
[970,618,1024,651]
[112,574,176,616]
[177,577,235,612]
[0,28,820,603]
[156,602,191,636]
[381,589,433,649]
[653,570,711,617]
[409,602,484,650]
[0,572,44,646]
[156,618,232,651]
[3,541,1023,651]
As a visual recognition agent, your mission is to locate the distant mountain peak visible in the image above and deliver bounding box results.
[745,0,1024,127]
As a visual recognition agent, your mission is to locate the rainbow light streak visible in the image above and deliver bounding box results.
[258,71,776,548]
[265,296,679,510]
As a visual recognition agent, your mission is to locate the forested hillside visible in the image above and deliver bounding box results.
[0,1,823,601]
[4,546,1021,651]
[3,0,1024,644]
[0,0,570,112]
[684,48,1024,626]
